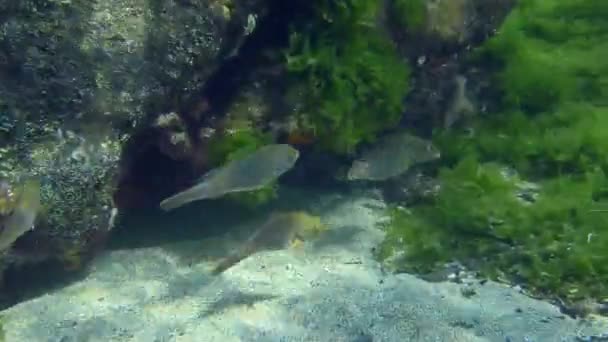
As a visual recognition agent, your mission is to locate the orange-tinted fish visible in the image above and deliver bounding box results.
[286,131,316,146]
[212,211,325,275]
[0,179,41,252]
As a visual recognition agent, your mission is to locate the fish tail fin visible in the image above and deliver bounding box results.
[159,191,193,211]
[159,183,211,211]
[211,244,256,275]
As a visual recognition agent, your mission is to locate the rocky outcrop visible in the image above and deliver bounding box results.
[0,0,269,295]
[383,0,516,133]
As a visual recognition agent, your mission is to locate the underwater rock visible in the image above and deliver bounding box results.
[153,112,193,162]
[385,0,516,55]
[0,129,121,285]
[382,0,515,132]
[143,0,269,120]
[111,0,273,211]
[381,171,441,206]
[0,0,269,288]
[0,0,143,288]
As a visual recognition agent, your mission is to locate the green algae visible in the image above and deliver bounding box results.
[379,0,608,302]
[380,158,608,300]
[284,0,411,154]
[390,0,427,32]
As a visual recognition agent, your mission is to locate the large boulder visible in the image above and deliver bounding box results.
[0,0,269,296]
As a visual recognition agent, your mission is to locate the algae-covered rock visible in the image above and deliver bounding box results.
[0,126,122,280]
[284,0,411,155]
[382,0,608,302]
[108,0,273,211]
[383,0,515,133]
[0,0,131,280]
[386,0,515,53]
[0,0,270,289]
[143,0,261,115]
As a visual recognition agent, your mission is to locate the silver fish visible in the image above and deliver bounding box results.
[160,144,299,211]
[347,131,440,181]
[0,179,41,252]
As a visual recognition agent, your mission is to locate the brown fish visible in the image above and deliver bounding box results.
[212,211,325,275]
[0,179,41,252]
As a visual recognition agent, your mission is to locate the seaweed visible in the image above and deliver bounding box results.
[284,0,411,154]
[380,0,608,302]
[389,0,427,33]
[380,159,608,299]
[474,0,608,112]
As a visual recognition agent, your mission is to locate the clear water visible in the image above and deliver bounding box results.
[0,0,607,341]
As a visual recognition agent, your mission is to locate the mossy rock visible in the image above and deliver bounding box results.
[378,0,608,304]
[0,130,122,270]
[389,0,427,34]
[283,0,411,154]
[379,158,608,301]
[391,0,473,42]
[473,0,608,113]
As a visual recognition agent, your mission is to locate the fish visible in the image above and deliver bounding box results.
[160,144,300,211]
[0,179,41,252]
[347,131,440,181]
[212,211,325,275]
[444,75,476,129]
[286,131,316,146]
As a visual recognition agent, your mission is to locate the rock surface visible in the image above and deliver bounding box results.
[1,188,607,341]
[385,0,516,133]
[0,0,269,278]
